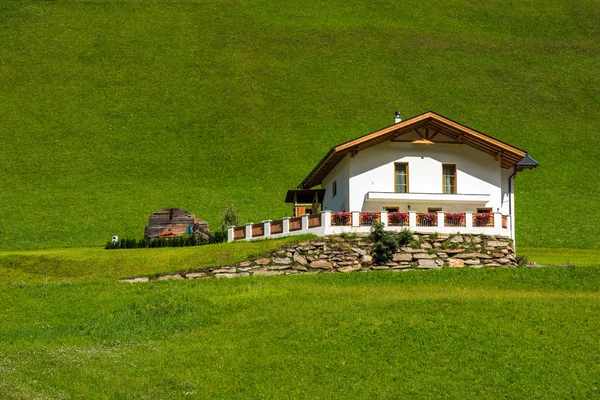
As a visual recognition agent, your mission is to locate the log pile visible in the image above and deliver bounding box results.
[144,208,210,239]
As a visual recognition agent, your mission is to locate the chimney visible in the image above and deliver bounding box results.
[394,111,402,124]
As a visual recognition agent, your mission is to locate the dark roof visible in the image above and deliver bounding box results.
[299,111,535,189]
[285,189,326,204]
[516,154,540,170]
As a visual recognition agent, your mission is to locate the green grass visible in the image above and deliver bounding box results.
[0,235,314,284]
[0,0,599,251]
[521,247,600,266]
[1,267,599,399]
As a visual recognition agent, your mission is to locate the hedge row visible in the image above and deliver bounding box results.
[105,231,227,250]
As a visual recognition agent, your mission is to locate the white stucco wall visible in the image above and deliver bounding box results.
[322,141,507,213]
[322,154,351,212]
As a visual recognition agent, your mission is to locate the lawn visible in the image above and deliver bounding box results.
[1,267,599,399]
[521,247,600,267]
[0,0,599,251]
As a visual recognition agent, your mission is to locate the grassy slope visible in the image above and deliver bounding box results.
[1,267,599,399]
[0,235,314,284]
[0,0,599,251]
[0,242,599,285]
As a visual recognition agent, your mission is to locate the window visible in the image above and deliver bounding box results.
[395,163,408,193]
[442,164,456,194]
[384,207,399,213]
[428,207,442,213]
[477,208,492,214]
[332,180,337,198]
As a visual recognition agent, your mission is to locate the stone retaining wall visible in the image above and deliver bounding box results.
[121,233,516,282]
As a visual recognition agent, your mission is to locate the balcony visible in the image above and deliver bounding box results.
[364,191,490,204]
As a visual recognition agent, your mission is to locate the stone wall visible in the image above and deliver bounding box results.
[121,233,516,282]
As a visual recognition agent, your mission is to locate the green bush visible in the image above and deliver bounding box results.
[369,223,396,264]
[396,229,412,247]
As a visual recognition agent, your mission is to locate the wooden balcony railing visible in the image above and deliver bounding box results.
[417,213,437,227]
[331,213,351,226]
[289,216,302,231]
[251,223,264,237]
[233,226,246,240]
[388,212,409,227]
[270,220,283,234]
[444,213,466,227]
[230,211,510,241]
[472,213,494,227]
[359,212,380,226]
[308,214,321,228]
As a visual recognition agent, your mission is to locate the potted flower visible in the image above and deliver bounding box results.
[360,212,379,226]
[445,213,465,226]
[419,213,436,226]
[388,212,409,226]
[332,211,351,226]
[474,212,491,226]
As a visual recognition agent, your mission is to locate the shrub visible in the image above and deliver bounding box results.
[396,229,412,246]
[369,222,398,264]
[221,204,241,230]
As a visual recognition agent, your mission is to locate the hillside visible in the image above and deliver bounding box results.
[0,0,598,250]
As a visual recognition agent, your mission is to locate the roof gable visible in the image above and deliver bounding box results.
[300,111,535,189]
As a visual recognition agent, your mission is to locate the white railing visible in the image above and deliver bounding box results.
[227,211,512,242]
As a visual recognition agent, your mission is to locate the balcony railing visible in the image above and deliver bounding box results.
[270,220,283,234]
[228,211,511,242]
[251,223,264,237]
[308,214,322,228]
[388,212,409,227]
[233,226,246,240]
[289,216,302,231]
[417,213,437,227]
[473,213,494,227]
[331,212,351,226]
[360,212,380,226]
[445,213,466,227]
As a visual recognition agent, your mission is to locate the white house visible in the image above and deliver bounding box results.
[228,111,538,242]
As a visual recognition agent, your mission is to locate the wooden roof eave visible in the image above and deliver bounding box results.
[300,111,530,188]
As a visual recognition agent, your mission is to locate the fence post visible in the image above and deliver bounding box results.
[227,226,234,242]
[245,223,253,240]
[282,217,290,234]
[380,211,388,228]
[351,211,360,227]
[437,211,444,229]
[409,211,417,229]
[301,214,309,230]
[465,212,473,228]
[322,210,331,228]
[493,212,502,231]
[263,220,271,237]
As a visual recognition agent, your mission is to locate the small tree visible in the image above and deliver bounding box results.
[221,204,241,231]
[368,222,399,264]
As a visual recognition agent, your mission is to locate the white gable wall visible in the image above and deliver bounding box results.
[333,141,507,212]
[322,154,351,212]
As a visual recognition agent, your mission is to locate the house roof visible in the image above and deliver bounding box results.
[516,154,540,171]
[300,111,536,189]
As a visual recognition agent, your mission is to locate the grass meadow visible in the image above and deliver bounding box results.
[1,1,599,397]
[1,266,599,399]
[0,0,599,251]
